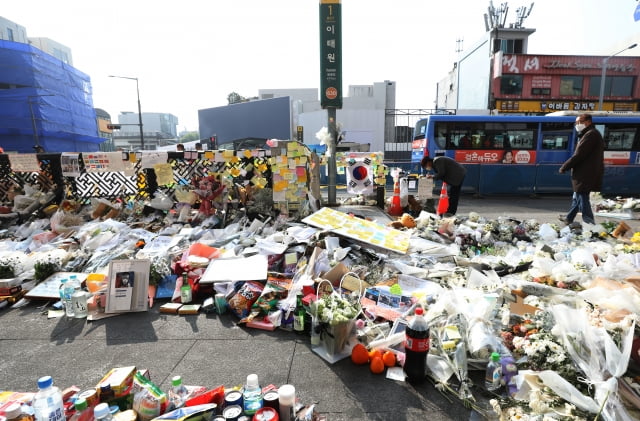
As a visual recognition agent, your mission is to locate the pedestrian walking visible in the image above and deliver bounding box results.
[420,155,466,216]
[558,113,604,225]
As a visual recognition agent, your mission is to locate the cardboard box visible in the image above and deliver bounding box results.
[97,366,136,398]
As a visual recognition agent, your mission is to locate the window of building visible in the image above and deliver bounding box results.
[588,76,634,97]
[531,88,551,95]
[497,39,524,54]
[500,75,523,95]
[559,76,583,96]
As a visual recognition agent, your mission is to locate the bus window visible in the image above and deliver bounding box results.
[415,120,427,138]
[541,135,569,150]
[506,130,535,149]
[602,125,638,151]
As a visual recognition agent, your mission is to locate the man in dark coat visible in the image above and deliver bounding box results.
[421,155,467,216]
[558,113,604,225]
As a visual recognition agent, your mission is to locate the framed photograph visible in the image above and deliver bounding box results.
[105,259,150,314]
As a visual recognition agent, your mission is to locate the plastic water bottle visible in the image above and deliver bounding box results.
[69,399,93,421]
[169,376,189,409]
[485,352,502,392]
[404,306,430,383]
[242,374,263,415]
[93,404,112,421]
[58,278,68,312]
[33,376,66,421]
[63,277,80,317]
[71,290,88,319]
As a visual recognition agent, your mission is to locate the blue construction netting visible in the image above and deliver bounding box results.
[0,40,104,153]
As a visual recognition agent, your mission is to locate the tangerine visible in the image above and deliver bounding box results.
[370,356,385,374]
[351,343,370,365]
[368,348,382,361]
[382,350,396,367]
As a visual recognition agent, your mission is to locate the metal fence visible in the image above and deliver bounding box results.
[0,151,269,204]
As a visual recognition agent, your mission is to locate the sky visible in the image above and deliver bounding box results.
[3,0,639,133]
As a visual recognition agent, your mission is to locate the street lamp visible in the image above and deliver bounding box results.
[598,43,637,111]
[109,75,145,150]
[27,94,55,148]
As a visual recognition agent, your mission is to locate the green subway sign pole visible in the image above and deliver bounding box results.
[320,0,342,205]
[320,0,342,109]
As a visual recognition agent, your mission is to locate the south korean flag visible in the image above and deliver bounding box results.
[346,156,373,195]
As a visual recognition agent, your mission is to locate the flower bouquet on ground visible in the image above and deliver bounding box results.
[494,303,636,420]
[310,279,361,363]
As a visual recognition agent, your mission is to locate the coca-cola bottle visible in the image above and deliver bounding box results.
[404,306,430,383]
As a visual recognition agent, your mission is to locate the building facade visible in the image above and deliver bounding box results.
[437,22,639,115]
[0,16,101,153]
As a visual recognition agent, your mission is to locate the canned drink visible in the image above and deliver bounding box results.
[215,293,227,314]
[78,389,99,408]
[237,417,251,421]
[262,391,279,413]
[251,407,279,421]
[213,417,226,421]
[222,404,243,421]
[224,390,243,408]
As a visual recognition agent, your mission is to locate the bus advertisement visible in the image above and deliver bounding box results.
[410,113,640,195]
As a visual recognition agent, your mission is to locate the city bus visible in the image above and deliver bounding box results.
[410,113,640,195]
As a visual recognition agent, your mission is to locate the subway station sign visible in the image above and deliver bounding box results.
[320,0,342,109]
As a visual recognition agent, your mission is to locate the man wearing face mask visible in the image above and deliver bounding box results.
[558,113,604,225]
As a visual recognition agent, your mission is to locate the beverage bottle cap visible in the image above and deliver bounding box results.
[4,403,22,419]
[246,374,259,389]
[100,382,112,393]
[94,403,110,419]
[278,384,295,400]
[414,307,424,316]
[491,352,500,361]
[171,376,183,387]
[37,376,53,389]
[74,398,88,411]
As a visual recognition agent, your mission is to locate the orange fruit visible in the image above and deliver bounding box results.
[351,343,370,365]
[368,348,382,361]
[382,350,396,367]
[370,356,385,374]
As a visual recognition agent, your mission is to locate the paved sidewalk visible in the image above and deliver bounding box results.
[1,194,637,420]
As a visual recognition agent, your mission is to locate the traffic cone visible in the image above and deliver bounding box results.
[388,178,403,216]
[436,182,449,216]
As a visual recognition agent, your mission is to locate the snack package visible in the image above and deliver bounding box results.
[239,276,293,324]
[252,276,293,314]
[228,281,264,319]
[151,404,218,421]
[132,371,168,421]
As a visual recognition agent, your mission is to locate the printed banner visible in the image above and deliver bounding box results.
[82,152,126,173]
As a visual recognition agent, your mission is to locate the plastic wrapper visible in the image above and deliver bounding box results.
[228,281,264,319]
[132,371,168,421]
[50,209,84,234]
[148,191,174,211]
[12,195,38,213]
[537,223,558,241]
[546,304,636,421]
[251,275,292,315]
[151,403,217,421]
